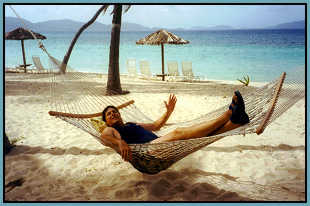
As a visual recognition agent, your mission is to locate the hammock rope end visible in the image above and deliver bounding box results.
[255,72,286,135]
[48,100,135,118]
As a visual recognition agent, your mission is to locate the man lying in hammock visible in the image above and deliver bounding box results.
[101,91,249,161]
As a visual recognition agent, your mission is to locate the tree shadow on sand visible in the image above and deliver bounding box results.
[4,143,305,201]
[202,144,305,153]
[102,167,305,201]
[8,143,305,157]
[4,149,253,201]
[7,144,114,156]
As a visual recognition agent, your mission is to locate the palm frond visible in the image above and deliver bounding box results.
[237,75,250,86]
[124,5,131,14]
[102,5,110,15]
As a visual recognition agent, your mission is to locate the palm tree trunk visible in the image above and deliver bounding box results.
[21,40,27,73]
[106,5,128,95]
[60,5,107,74]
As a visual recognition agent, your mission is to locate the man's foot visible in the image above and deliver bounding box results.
[228,100,235,111]
[229,90,242,110]
[229,90,250,125]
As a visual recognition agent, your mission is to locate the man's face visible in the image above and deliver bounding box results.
[105,107,122,126]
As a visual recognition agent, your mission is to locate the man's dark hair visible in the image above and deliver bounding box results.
[102,105,119,122]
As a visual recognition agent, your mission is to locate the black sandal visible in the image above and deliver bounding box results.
[230,90,250,125]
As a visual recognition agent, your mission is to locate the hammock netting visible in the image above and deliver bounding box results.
[46,56,305,174]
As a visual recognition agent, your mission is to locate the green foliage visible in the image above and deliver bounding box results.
[11,136,25,144]
[237,75,250,86]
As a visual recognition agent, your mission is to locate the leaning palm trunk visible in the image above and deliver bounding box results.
[60,5,108,74]
[106,5,127,95]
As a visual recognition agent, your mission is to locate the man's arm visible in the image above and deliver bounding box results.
[101,127,132,161]
[138,94,177,131]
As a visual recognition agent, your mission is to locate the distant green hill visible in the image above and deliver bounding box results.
[5,17,305,33]
[267,20,305,29]
[5,17,151,33]
[5,17,35,32]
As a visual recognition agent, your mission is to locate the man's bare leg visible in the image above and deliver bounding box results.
[209,120,241,136]
[151,110,232,143]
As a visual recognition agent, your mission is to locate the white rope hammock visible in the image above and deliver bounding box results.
[46,69,305,174]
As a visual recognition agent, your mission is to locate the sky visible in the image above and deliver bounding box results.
[5,4,305,29]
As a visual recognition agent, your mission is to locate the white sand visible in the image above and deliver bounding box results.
[4,73,305,201]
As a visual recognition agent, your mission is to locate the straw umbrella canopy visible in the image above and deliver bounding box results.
[5,27,46,72]
[136,29,189,81]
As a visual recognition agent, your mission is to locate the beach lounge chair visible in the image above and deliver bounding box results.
[126,59,137,77]
[181,61,201,82]
[32,56,47,73]
[139,60,153,79]
[167,61,183,81]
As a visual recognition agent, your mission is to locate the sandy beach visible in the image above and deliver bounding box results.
[4,72,305,201]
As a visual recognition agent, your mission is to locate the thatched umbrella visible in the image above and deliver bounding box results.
[5,27,46,72]
[136,29,189,81]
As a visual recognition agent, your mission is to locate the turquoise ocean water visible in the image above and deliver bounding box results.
[5,29,305,82]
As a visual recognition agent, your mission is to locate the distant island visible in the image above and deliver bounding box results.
[5,16,305,33]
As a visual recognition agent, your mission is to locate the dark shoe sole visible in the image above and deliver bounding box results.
[230,90,249,125]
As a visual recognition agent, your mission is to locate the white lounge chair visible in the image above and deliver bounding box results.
[139,61,152,78]
[126,59,137,77]
[181,61,201,82]
[139,61,160,80]
[167,61,183,81]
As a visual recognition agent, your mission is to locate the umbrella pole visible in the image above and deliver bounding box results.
[21,40,26,73]
[161,43,165,81]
